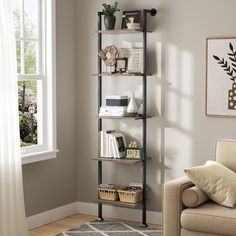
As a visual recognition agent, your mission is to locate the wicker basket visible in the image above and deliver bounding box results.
[97,185,127,201]
[118,189,143,203]
[98,188,118,201]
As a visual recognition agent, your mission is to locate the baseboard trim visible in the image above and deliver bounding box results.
[27,201,162,230]
[76,202,162,225]
[27,202,77,230]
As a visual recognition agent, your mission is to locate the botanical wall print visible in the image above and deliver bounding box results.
[206,38,236,116]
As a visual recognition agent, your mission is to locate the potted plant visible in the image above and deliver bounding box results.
[102,2,120,30]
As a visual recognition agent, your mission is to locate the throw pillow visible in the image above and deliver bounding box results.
[182,186,209,208]
[184,161,236,208]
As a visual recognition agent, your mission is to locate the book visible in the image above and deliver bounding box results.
[100,130,115,157]
[110,132,126,158]
[99,106,127,117]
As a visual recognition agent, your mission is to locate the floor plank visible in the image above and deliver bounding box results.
[29,214,96,236]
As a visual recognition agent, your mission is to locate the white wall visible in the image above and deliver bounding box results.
[75,0,236,213]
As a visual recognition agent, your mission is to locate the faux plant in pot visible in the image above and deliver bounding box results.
[102,2,120,30]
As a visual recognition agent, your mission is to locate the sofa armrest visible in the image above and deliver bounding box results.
[163,176,194,236]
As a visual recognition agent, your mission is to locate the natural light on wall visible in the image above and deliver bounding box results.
[10,0,58,164]
[165,44,194,179]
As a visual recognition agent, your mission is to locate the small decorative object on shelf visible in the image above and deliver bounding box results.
[121,10,141,29]
[106,95,128,107]
[102,2,120,30]
[127,93,138,115]
[99,95,128,117]
[126,141,143,159]
[98,45,118,73]
[115,58,128,73]
[138,103,144,115]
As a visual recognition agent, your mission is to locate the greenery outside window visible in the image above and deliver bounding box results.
[11,0,57,164]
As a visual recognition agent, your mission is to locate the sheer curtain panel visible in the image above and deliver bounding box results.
[0,0,29,235]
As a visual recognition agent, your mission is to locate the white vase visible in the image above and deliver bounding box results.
[127,93,138,115]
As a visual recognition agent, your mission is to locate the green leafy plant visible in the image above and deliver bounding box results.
[123,15,131,23]
[102,2,120,16]
[213,43,236,82]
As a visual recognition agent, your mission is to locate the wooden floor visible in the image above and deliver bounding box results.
[29,214,96,236]
[29,214,160,236]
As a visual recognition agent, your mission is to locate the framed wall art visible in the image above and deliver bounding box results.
[206,37,236,116]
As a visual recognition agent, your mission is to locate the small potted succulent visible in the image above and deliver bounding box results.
[102,2,120,30]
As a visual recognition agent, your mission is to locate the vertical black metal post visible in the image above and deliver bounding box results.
[97,12,103,221]
[142,9,148,227]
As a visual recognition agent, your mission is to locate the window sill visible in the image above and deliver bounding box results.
[22,149,59,165]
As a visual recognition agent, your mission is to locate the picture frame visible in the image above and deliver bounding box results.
[115,58,128,73]
[121,10,141,29]
[206,37,236,117]
[119,48,143,73]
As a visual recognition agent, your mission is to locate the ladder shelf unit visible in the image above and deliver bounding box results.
[95,8,157,227]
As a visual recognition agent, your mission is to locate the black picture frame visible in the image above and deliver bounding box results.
[115,58,128,73]
[121,10,142,29]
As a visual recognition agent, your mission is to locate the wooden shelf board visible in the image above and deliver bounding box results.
[96,115,152,120]
[95,29,152,34]
[92,73,150,77]
[92,157,144,164]
[92,157,151,164]
[94,199,142,209]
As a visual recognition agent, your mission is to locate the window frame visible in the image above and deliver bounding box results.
[15,0,58,164]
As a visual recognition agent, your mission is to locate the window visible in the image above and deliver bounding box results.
[11,0,58,164]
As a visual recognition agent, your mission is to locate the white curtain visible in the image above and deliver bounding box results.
[0,1,29,236]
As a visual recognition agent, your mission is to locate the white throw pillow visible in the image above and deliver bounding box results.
[184,161,236,208]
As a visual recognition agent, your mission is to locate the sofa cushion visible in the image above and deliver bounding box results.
[181,202,236,235]
[216,139,236,172]
[184,161,236,208]
[182,186,209,208]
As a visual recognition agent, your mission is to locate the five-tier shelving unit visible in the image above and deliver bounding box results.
[93,8,157,226]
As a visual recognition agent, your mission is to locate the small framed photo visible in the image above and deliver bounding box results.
[121,10,141,29]
[115,58,128,73]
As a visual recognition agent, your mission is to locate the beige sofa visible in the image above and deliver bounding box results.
[163,139,236,236]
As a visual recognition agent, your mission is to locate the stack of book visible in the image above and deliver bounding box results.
[99,95,128,117]
[100,130,126,159]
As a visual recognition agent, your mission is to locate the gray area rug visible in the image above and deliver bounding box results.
[56,221,162,236]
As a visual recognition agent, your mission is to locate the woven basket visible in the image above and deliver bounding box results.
[118,189,143,203]
[97,185,127,201]
[97,188,118,201]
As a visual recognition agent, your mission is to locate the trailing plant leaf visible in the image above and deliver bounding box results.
[230,42,234,51]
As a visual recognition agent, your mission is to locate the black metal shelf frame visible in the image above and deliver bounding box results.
[96,8,157,227]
